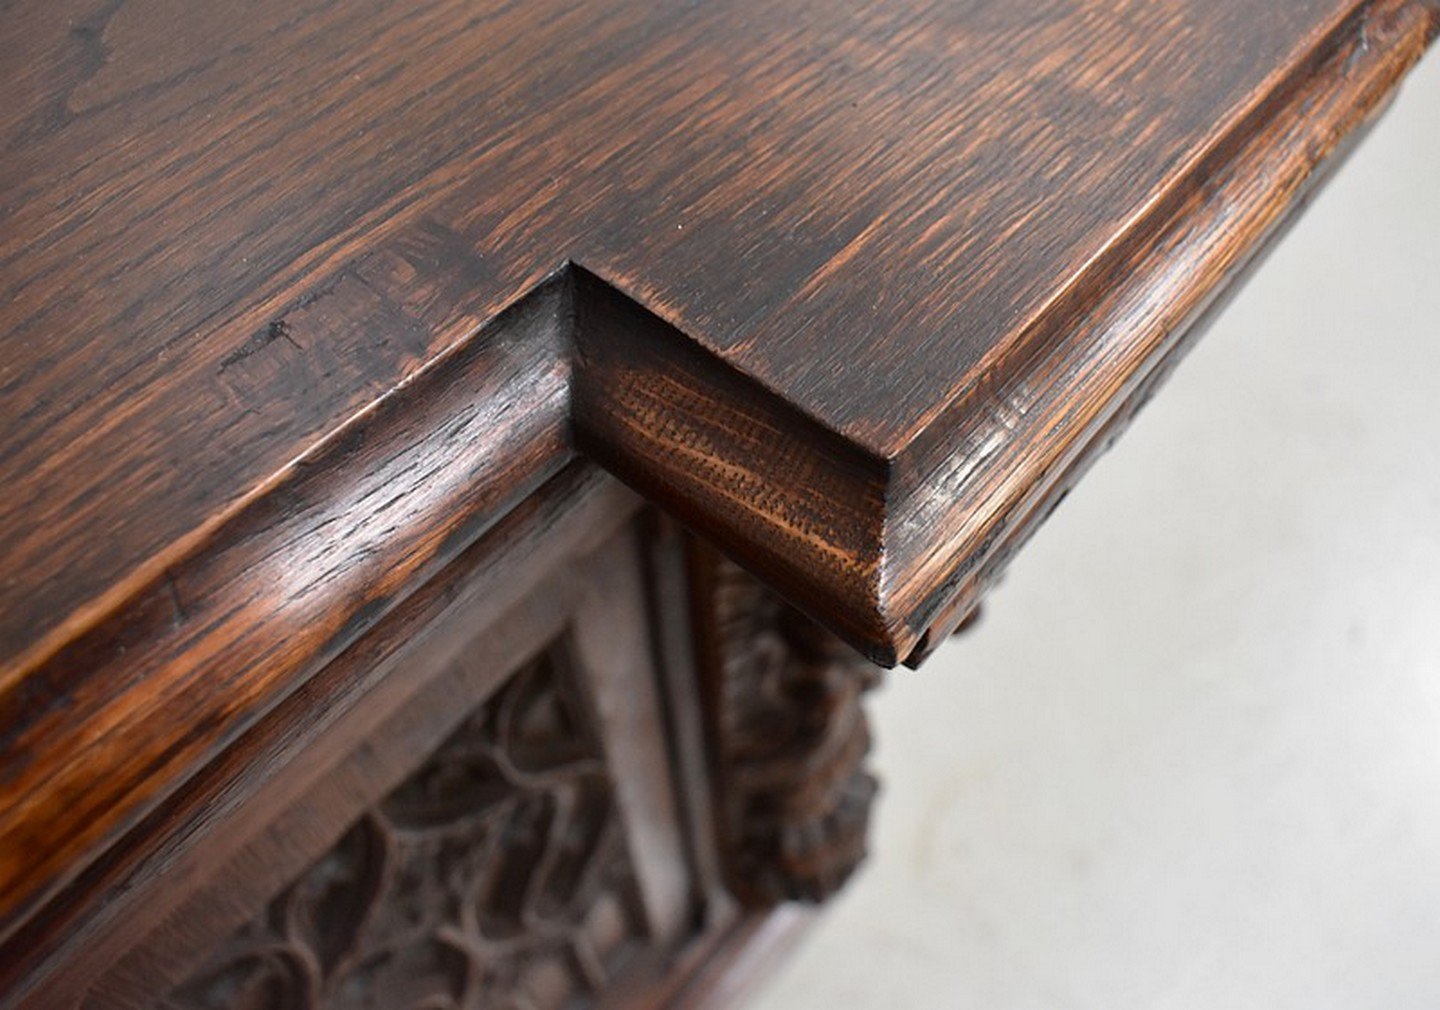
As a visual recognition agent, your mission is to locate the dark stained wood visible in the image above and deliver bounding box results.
[690,546,883,907]
[0,281,578,951]
[114,527,696,1009]
[0,465,644,1003]
[160,647,664,1009]
[653,908,816,1010]
[0,0,1435,980]
[0,490,831,1007]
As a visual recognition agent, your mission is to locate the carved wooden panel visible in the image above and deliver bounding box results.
[697,552,885,907]
[165,649,648,1010]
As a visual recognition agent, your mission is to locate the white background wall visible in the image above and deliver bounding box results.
[751,49,1440,1010]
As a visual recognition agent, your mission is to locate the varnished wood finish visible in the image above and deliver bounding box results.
[690,548,883,907]
[0,467,645,1004]
[1,0,1435,986]
[2,494,862,1007]
[5,494,738,1006]
[165,649,660,1008]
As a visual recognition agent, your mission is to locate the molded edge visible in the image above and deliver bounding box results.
[0,0,1432,964]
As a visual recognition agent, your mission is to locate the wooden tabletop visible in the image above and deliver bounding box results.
[0,0,1434,952]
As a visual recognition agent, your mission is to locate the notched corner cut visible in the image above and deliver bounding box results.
[559,263,904,666]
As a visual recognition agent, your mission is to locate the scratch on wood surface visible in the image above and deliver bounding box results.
[217,320,303,374]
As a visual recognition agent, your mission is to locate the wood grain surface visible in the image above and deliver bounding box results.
[0,0,1435,958]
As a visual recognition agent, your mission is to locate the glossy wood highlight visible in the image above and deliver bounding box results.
[1,0,1434,976]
